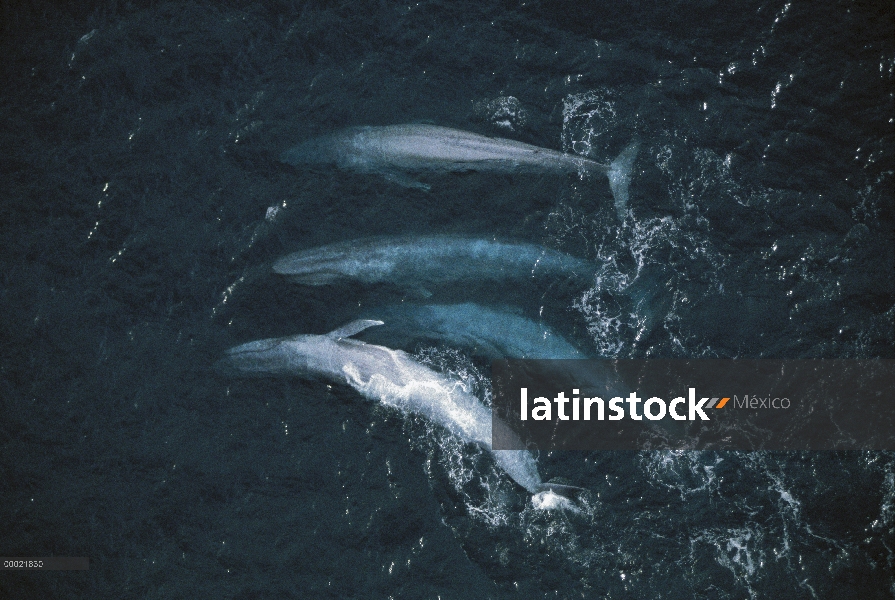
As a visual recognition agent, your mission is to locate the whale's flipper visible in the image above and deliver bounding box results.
[327,319,384,339]
[382,171,431,191]
[607,140,640,221]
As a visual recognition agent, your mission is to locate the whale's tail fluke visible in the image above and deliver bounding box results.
[624,262,672,351]
[537,482,586,497]
[607,140,640,221]
[531,483,587,512]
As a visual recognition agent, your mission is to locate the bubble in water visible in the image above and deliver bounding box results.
[562,89,618,159]
[472,96,528,131]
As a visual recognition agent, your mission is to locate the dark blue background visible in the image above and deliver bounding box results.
[1,1,892,597]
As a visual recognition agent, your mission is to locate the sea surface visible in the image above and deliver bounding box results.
[1,1,892,598]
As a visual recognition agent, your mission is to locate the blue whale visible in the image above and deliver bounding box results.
[282,124,639,218]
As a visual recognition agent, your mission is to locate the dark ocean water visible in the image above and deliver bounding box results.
[1,1,893,598]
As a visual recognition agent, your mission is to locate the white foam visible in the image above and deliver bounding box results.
[531,491,581,513]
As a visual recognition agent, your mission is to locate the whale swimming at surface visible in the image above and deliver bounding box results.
[281,124,639,218]
[359,302,591,360]
[273,235,596,292]
[220,319,581,503]
[358,303,629,402]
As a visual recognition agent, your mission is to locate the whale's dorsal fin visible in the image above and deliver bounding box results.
[327,319,384,339]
